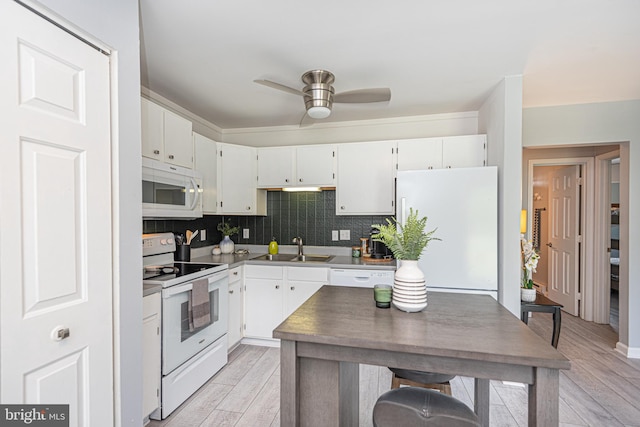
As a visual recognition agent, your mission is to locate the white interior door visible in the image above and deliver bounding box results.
[0,2,114,426]
[547,165,580,315]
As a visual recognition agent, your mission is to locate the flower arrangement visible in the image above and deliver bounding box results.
[217,218,239,237]
[521,235,540,289]
[372,208,440,260]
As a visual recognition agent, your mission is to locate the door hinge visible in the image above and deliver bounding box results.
[332,151,335,157]
[243,324,246,330]
[577,234,583,243]
[220,150,223,157]
[577,177,583,185]
[333,173,335,179]
[156,388,159,397]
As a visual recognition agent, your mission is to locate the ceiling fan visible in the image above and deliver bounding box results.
[254,69,391,120]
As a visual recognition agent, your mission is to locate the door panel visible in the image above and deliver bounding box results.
[0,2,113,425]
[548,165,580,315]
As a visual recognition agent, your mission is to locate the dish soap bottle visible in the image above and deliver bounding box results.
[268,237,279,255]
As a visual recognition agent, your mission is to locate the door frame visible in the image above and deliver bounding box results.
[526,157,594,320]
[592,150,621,324]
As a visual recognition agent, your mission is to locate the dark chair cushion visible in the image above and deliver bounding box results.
[389,368,456,384]
[373,387,480,427]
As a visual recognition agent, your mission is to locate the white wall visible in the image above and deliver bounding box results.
[478,76,524,316]
[32,0,143,424]
[523,100,640,357]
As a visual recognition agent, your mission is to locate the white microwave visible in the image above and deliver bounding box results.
[142,158,203,219]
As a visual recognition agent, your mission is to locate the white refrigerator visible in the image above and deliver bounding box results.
[396,167,498,297]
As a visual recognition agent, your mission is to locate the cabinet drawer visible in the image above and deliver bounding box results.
[245,265,284,280]
[287,266,328,282]
[228,266,242,284]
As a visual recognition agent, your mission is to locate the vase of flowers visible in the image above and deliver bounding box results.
[217,219,239,254]
[372,208,440,312]
[521,235,540,302]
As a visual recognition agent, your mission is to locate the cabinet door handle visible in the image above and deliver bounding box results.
[153,150,160,155]
[299,178,303,182]
[233,271,238,276]
[340,206,346,210]
[275,285,280,289]
[446,165,452,169]
[290,286,295,290]
[246,206,251,210]
[229,289,234,294]
[428,166,433,170]
[168,154,174,159]
[285,178,289,183]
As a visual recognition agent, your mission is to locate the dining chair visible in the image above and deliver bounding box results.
[389,368,455,395]
[373,386,480,426]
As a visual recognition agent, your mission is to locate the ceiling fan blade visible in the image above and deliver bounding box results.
[334,88,391,103]
[254,79,304,96]
[299,111,316,128]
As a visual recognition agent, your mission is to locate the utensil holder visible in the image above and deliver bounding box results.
[175,244,191,262]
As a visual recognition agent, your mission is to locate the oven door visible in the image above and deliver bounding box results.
[161,270,228,374]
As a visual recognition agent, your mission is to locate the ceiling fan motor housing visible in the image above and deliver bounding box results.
[302,70,335,112]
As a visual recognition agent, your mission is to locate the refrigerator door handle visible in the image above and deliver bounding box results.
[400,197,407,225]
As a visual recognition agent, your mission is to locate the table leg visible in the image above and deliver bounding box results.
[521,307,529,324]
[280,340,298,427]
[551,307,561,348]
[528,367,559,426]
[474,378,490,427]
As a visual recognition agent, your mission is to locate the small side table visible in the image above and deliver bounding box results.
[521,293,563,348]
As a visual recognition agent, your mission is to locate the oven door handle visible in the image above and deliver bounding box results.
[162,271,228,298]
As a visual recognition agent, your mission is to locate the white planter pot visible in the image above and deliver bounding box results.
[393,260,427,312]
[521,288,537,302]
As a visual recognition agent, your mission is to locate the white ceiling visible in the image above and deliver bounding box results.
[139,0,640,129]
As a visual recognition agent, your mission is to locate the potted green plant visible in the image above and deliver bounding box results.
[217,218,240,254]
[520,235,539,302]
[372,208,440,312]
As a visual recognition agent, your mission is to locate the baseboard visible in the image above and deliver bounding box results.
[615,342,640,359]
[241,337,280,348]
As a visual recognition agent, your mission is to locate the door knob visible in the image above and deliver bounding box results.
[51,326,70,341]
[546,242,553,247]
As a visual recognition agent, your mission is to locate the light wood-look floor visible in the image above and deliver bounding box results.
[149,310,640,427]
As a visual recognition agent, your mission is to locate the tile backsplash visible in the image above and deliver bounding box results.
[143,190,393,249]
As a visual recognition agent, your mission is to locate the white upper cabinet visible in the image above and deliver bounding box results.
[336,141,396,215]
[257,147,295,187]
[217,143,266,215]
[397,135,486,171]
[257,144,336,188]
[441,135,486,168]
[141,98,193,168]
[193,132,218,214]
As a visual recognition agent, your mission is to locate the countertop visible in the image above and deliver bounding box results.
[190,252,396,270]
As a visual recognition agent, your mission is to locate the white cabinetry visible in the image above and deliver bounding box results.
[217,143,266,215]
[142,292,161,419]
[141,98,193,168]
[397,135,486,171]
[257,144,335,188]
[244,265,327,340]
[227,266,243,349]
[336,141,396,215]
[193,133,218,214]
[244,266,284,339]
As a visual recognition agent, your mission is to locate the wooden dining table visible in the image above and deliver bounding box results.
[273,286,570,427]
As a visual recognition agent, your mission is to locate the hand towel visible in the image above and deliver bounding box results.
[188,277,211,331]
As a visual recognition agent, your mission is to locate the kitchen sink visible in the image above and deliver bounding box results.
[289,255,333,262]
[252,254,298,262]
[251,254,333,263]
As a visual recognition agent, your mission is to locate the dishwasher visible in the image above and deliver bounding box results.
[329,268,394,288]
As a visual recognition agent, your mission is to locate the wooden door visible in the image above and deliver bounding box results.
[0,2,114,425]
[548,165,581,315]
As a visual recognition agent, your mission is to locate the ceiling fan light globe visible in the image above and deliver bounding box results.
[307,106,331,119]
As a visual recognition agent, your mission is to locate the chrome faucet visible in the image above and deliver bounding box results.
[292,236,304,256]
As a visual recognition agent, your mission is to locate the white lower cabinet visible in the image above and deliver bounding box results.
[244,265,328,340]
[227,266,244,349]
[142,292,161,419]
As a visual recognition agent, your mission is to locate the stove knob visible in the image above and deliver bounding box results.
[160,238,167,245]
[167,237,174,244]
